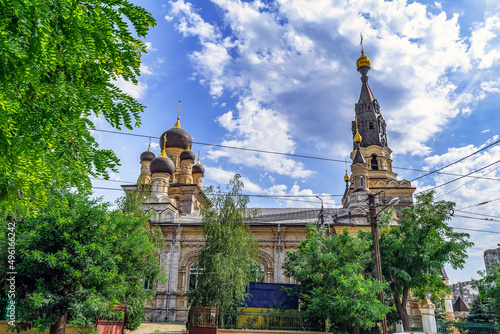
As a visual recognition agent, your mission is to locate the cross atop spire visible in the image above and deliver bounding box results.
[160,134,168,157]
[147,136,152,151]
[174,100,182,129]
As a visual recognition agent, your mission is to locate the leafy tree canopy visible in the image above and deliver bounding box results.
[360,191,473,331]
[0,0,156,212]
[466,297,496,324]
[187,174,259,311]
[473,252,500,323]
[0,190,164,333]
[283,225,391,334]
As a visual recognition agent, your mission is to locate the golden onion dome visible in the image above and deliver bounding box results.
[356,50,371,68]
[354,128,362,143]
[344,170,350,182]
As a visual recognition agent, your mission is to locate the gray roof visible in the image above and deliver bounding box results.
[245,208,339,225]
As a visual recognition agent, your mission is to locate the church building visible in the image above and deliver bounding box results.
[122,49,415,322]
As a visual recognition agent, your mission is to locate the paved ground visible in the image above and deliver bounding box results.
[130,322,187,334]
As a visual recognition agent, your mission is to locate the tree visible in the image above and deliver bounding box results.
[473,257,500,323]
[466,298,495,324]
[0,0,156,212]
[0,190,164,334]
[362,191,473,331]
[283,225,391,334]
[186,174,259,312]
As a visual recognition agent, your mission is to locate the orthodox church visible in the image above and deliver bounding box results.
[122,49,415,322]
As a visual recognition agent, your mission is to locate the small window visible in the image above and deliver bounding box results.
[248,260,265,283]
[154,182,159,192]
[360,176,365,188]
[144,280,153,290]
[371,155,379,170]
[367,106,370,111]
[368,122,374,130]
[189,261,203,290]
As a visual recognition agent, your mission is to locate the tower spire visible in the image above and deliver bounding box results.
[173,100,182,129]
[160,134,168,157]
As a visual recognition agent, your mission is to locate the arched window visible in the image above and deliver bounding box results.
[189,261,203,290]
[368,122,374,129]
[248,260,265,283]
[367,105,370,111]
[371,155,379,170]
[154,182,159,192]
[360,176,365,188]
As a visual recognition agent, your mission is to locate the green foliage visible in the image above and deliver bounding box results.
[187,174,259,311]
[0,190,164,332]
[283,225,392,333]
[466,298,496,324]
[0,0,156,212]
[359,191,473,330]
[473,257,500,323]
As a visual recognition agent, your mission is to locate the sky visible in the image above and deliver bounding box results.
[91,0,500,284]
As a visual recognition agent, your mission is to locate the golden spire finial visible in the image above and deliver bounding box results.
[354,115,362,143]
[344,170,350,182]
[196,150,201,165]
[356,33,371,68]
[160,134,168,157]
[147,136,152,151]
[185,143,190,151]
[173,100,182,129]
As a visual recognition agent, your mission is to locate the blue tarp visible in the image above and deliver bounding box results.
[244,283,298,309]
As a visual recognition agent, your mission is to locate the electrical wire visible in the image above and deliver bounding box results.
[91,186,341,206]
[452,214,500,223]
[455,197,500,211]
[410,138,500,182]
[454,210,500,219]
[415,159,500,195]
[452,227,500,235]
[93,129,500,182]
[434,165,500,200]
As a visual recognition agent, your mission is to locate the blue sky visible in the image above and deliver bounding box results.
[91,0,500,284]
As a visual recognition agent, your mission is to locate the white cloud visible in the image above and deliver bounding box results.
[167,0,481,168]
[470,14,500,69]
[481,79,500,93]
[145,41,158,51]
[140,64,153,75]
[482,129,490,133]
[205,166,332,208]
[112,77,148,99]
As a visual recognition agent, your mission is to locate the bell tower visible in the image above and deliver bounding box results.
[343,39,415,208]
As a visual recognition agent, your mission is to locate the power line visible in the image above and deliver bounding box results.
[415,159,500,195]
[452,214,500,223]
[452,227,500,235]
[434,165,500,200]
[91,186,341,206]
[455,197,500,211]
[454,210,500,219]
[90,187,500,234]
[93,129,500,182]
[410,138,500,182]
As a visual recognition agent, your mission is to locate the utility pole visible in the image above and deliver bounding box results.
[369,192,388,334]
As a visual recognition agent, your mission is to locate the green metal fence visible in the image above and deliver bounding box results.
[437,321,500,334]
[218,309,324,332]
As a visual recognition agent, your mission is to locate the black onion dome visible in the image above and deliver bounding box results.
[140,150,156,162]
[149,156,175,175]
[160,127,192,150]
[180,149,195,161]
[192,163,205,175]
